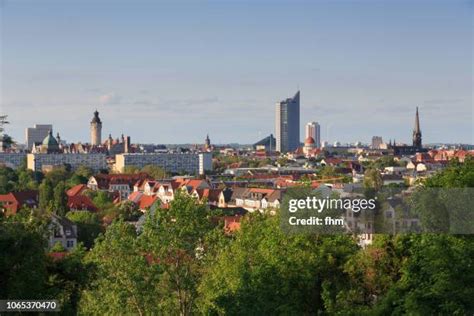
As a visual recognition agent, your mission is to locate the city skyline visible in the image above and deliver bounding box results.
[1,0,472,144]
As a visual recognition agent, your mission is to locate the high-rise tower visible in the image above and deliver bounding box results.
[90,110,102,146]
[275,91,300,152]
[412,107,422,149]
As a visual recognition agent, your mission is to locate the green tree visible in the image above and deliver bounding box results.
[74,165,94,179]
[118,200,142,221]
[67,165,94,187]
[53,181,68,216]
[276,157,289,167]
[79,220,163,315]
[122,165,141,174]
[424,157,474,188]
[372,156,399,169]
[92,190,114,210]
[140,193,214,315]
[320,165,337,178]
[66,211,103,249]
[45,167,70,187]
[363,168,383,191]
[198,211,358,315]
[336,235,474,315]
[39,178,54,210]
[47,244,91,315]
[375,235,474,315]
[0,166,17,194]
[141,164,168,179]
[0,216,49,299]
[16,169,38,191]
[50,241,66,252]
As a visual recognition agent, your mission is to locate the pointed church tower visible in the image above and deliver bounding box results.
[412,107,422,149]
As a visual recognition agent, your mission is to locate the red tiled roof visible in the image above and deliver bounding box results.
[66,184,87,197]
[128,191,142,203]
[0,190,39,215]
[181,179,208,191]
[67,195,97,212]
[91,173,151,190]
[323,158,343,165]
[139,195,158,210]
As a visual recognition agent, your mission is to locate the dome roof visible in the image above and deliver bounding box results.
[91,110,102,124]
[304,136,315,145]
[42,130,59,146]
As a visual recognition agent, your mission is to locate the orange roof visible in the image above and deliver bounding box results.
[223,216,241,233]
[68,195,97,211]
[66,184,87,197]
[139,195,158,210]
[128,191,142,203]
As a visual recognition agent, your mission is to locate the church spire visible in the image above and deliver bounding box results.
[412,107,422,149]
[414,106,421,134]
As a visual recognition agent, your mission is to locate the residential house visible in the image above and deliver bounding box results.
[48,214,77,251]
[0,190,39,216]
[87,173,151,200]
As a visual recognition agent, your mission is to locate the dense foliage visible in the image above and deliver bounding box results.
[0,158,473,314]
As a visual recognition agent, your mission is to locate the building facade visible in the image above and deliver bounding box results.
[27,153,107,172]
[25,124,53,150]
[0,153,27,169]
[90,110,102,146]
[48,214,77,251]
[371,136,383,149]
[275,91,300,153]
[115,152,212,175]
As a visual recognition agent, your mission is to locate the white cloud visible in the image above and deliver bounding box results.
[98,92,121,105]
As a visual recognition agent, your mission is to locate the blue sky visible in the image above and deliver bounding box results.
[1,0,472,145]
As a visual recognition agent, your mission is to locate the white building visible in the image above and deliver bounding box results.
[115,152,212,175]
[25,124,53,150]
[27,153,107,172]
[48,214,77,251]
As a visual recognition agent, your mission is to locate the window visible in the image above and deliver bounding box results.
[66,240,74,248]
[54,227,62,237]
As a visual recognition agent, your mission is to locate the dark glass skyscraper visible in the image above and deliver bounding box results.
[275,91,300,152]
